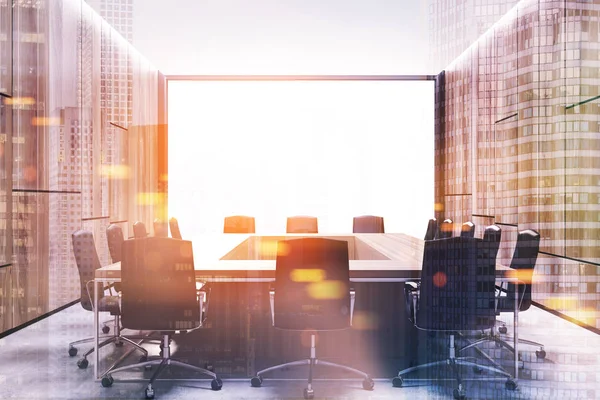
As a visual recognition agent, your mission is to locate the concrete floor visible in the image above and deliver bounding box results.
[1,303,599,399]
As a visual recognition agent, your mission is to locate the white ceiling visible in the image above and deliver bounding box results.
[132,0,432,75]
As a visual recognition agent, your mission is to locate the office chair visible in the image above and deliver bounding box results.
[250,238,374,399]
[68,230,148,369]
[153,218,168,237]
[424,218,438,240]
[462,229,545,358]
[223,215,256,233]
[133,221,148,238]
[100,237,222,399]
[435,218,453,239]
[169,217,182,239]
[396,236,515,399]
[107,224,125,263]
[460,221,475,238]
[352,215,385,233]
[106,223,125,293]
[286,215,318,234]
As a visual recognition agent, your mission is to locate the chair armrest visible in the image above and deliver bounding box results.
[196,282,211,327]
[269,289,275,326]
[350,288,355,326]
[404,281,420,325]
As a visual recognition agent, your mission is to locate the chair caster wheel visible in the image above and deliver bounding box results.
[102,325,110,334]
[77,358,89,369]
[362,377,375,390]
[145,385,155,399]
[453,387,466,399]
[211,378,223,391]
[101,375,114,387]
[68,347,78,357]
[505,378,518,391]
[392,376,403,387]
[499,326,508,334]
[250,376,263,387]
[536,349,546,359]
[303,388,314,399]
[473,365,483,374]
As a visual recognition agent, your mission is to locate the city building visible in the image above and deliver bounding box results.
[428,0,519,71]
[435,0,600,329]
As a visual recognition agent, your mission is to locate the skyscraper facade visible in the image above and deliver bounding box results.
[435,0,600,329]
[85,0,133,43]
[428,0,519,71]
[0,0,163,335]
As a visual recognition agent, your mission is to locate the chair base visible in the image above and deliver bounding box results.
[250,334,373,399]
[68,315,151,369]
[461,325,546,359]
[101,334,222,399]
[394,334,515,399]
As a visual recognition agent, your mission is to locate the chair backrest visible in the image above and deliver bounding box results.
[352,215,385,233]
[286,216,318,234]
[424,218,438,241]
[416,236,496,331]
[153,218,168,237]
[223,215,256,234]
[436,218,453,239]
[72,230,104,311]
[106,224,125,263]
[506,229,540,311]
[169,217,182,239]
[460,221,475,238]
[120,237,200,331]
[133,221,148,238]
[482,224,502,262]
[274,238,350,330]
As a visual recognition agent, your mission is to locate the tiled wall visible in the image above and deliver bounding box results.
[0,0,166,334]
[435,0,600,329]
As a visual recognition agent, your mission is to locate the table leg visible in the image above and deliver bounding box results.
[94,279,99,380]
[513,283,519,380]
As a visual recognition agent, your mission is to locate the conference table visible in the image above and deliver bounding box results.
[92,233,520,382]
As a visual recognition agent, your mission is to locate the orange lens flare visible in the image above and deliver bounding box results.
[307,280,345,299]
[290,269,326,283]
[100,164,130,179]
[31,117,61,126]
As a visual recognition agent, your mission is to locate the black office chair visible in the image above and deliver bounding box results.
[169,217,182,239]
[435,218,453,239]
[352,215,385,233]
[460,229,544,359]
[250,238,374,399]
[68,230,148,369]
[496,230,544,355]
[133,221,148,238]
[460,221,475,238]
[286,215,318,234]
[100,237,222,398]
[396,236,515,399]
[424,218,438,240]
[153,218,168,237]
[106,223,125,292]
[223,215,256,233]
[107,224,125,263]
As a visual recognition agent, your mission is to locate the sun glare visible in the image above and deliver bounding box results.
[168,80,434,238]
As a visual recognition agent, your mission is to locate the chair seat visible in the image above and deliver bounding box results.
[98,296,120,315]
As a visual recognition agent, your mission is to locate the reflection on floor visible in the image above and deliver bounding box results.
[0,303,599,399]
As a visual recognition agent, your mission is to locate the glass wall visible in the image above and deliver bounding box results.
[436,0,600,329]
[0,0,165,334]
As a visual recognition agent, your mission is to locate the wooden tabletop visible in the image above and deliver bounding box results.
[95,233,510,282]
